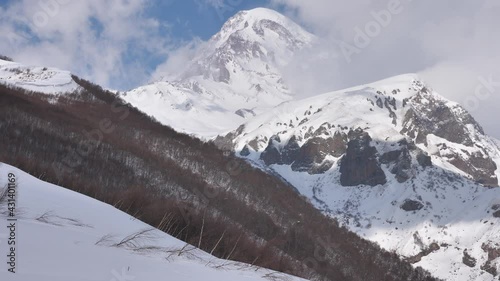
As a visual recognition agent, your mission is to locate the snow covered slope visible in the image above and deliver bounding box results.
[0,59,80,94]
[494,138,500,149]
[222,74,500,281]
[121,8,315,138]
[0,163,307,281]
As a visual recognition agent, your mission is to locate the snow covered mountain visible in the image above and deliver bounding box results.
[218,74,500,280]
[494,138,500,149]
[0,78,440,281]
[121,8,315,138]
[0,58,80,94]
[0,162,307,281]
[2,7,499,281]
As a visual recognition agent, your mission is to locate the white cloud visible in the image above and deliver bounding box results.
[271,0,500,138]
[0,0,172,90]
[1,0,498,137]
[151,38,205,82]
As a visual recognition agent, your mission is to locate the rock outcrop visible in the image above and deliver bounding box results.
[401,87,498,187]
[401,199,424,212]
[259,131,348,174]
[462,250,477,268]
[339,130,386,186]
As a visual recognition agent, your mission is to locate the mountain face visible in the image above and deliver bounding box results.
[226,75,499,187]
[219,74,500,280]
[120,8,315,138]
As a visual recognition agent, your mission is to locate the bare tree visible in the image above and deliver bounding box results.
[210,230,226,255]
[198,210,206,249]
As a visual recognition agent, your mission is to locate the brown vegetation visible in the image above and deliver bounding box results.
[0,78,439,281]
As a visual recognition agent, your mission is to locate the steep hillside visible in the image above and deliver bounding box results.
[0,163,308,281]
[220,74,500,280]
[0,80,437,281]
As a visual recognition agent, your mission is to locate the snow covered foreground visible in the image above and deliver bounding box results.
[0,163,306,281]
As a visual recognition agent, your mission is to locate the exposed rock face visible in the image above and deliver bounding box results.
[491,204,500,218]
[235,109,256,118]
[401,199,424,212]
[253,19,306,49]
[481,243,500,276]
[213,125,245,152]
[240,145,251,156]
[261,136,283,165]
[401,88,482,145]
[281,135,301,165]
[291,132,347,173]
[416,151,432,168]
[339,130,386,186]
[494,210,500,218]
[248,137,262,151]
[380,139,432,183]
[391,151,412,183]
[462,250,477,268]
[259,131,348,174]
[406,243,441,264]
[381,148,412,183]
[448,151,498,187]
[380,150,402,164]
[330,131,348,157]
[401,87,498,187]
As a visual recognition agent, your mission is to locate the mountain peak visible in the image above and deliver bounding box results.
[122,8,317,138]
[236,7,289,21]
[212,7,314,49]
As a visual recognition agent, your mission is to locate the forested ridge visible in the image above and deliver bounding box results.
[0,78,440,281]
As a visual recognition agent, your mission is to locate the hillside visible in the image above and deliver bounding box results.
[0,162,307,281]
[0,79,437,281]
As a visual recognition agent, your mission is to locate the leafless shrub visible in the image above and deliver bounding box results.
[263,272,293,281]
[95,234,116,246]
[35,211,92,228]
[36,211,61,226]
[165,243,198,260]
[112,228,156,248]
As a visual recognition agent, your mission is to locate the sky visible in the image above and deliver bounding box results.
[0,0,268,89]
[0,0,498,138]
